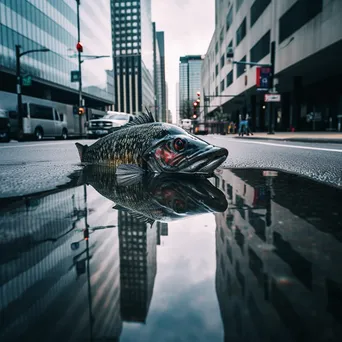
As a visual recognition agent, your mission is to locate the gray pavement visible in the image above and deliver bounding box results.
[0,135,341,198]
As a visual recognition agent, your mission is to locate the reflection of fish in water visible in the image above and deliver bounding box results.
[75,165,228,224]
[75,109,228,177]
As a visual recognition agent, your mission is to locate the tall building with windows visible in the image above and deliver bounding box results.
[179,55,203,119]
[0,0,113,109]
[202,0,342,132]
[156,31,167,122]
[153,22,162,121]
[111,0,154,114]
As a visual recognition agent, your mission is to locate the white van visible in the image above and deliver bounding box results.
[181,119,192,132]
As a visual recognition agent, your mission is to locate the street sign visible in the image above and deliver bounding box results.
[264,94,281,102]
[71,70,80,82]
[22,75,32,86]
[263,170,278,177]
[256,67,271,91]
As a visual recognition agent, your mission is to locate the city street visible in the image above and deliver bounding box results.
[0,135,341,198]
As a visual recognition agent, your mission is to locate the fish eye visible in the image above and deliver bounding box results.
[173,138,186,152]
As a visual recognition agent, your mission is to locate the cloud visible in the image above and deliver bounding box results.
[152,0,215,122]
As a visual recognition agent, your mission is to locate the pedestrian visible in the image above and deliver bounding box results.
[245,114,253,136]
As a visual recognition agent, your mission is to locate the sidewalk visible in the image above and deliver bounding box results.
[233,132,342,144]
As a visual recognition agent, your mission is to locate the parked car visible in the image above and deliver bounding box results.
[0,109,11,142]
[86,111,134,138]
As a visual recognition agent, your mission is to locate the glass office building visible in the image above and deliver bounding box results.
[179,55,202,119]
[0,0,113,107]
[111,0,154,114]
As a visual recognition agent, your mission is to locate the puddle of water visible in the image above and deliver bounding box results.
[0,167,342,342]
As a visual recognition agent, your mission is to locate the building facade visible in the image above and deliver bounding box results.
[179,55,203,120]
[111,0,154,114]
[156,31,167,122]
[152,22,162,121]
[201,0,342,132]
[0,0,114,109]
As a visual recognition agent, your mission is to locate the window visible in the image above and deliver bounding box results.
[250,30,270,63]
[279,0,323,43]
[215,64,219,76]
[236,0,244,13]
[220,27,224,44]
[226,7,233,31]
[220,54,225,68]
[226,70,233,87]
[215,42,218,54]
[215,86,218,96]
[236,17,246,46]
[250,0,271,27]
[29,104,53,120]
[237,56,246,78]
[221,80,225,92]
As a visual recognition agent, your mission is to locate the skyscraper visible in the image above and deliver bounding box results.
[178,55,203,119]
[111,0,154,114]
[153,22,162,121]
[156,31,167,122]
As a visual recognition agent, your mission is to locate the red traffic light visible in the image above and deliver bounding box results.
[196,91,200,97]
[193,101,198,107]
[192,114,197,119]
[76,42,83,52]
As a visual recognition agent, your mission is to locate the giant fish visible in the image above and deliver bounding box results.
[75,109,228,176]
[74,165,228,224]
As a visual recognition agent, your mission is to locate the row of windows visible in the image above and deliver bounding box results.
[114,8,139,17]
[115,42,140,47]
[114,21,139,29]
[114,1,139,7]
[115,49,140,54]
[115,15,139,21]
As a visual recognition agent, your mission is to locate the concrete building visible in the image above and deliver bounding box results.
[156,31,167,122]
[179,55,203,120]
[0,0,114,110]
[111,0,154,114]
[201,0,342,132]
[176,82,180,124]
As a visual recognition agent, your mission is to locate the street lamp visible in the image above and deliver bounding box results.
[15,45,50,138]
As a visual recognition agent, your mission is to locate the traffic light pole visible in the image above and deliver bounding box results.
[76,0,83,137]
[15,45,50,140]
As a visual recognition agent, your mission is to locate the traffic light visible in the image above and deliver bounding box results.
[76,41,83,53]
[196,91,201,104]
[193,101,198,119]
[78,107,85,115]
[83,228,89,240]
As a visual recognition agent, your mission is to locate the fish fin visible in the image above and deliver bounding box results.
[112,204,129,211]
[116,164,145,186]
[75,143,88,162]
[121,109,155,129]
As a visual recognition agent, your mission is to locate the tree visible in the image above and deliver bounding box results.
[180,100,195,119]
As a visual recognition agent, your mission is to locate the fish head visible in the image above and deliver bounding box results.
[143,124,228,175]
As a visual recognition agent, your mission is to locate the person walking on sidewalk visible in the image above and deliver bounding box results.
[245,114,254,136]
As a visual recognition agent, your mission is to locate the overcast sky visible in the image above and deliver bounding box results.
[151,0,215,123]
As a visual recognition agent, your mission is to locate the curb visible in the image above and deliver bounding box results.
[233,136,342,144]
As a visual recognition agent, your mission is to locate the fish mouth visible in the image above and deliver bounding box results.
[180,146,228,174]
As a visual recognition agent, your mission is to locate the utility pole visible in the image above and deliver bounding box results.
[76,0,83,137]
[15,45,50,140]
[267,42,276,134]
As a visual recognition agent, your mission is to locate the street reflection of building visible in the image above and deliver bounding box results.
[0,185,122,342]
[213,169,342,342]
[118,210,157,323]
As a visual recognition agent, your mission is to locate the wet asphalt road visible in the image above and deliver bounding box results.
[1,135,342,342]
[0,135,341,198]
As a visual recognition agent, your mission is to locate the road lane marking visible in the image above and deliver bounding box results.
[213,137,342,153]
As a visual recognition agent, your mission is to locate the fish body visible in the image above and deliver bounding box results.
[75,110,228,176]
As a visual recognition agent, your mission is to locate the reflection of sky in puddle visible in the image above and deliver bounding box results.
[1,168,342,342]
